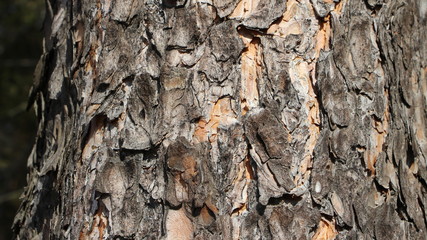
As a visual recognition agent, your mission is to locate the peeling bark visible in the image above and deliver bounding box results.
[14,0,427,239]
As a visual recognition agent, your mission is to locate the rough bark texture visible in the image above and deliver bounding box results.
[13,0,427,239]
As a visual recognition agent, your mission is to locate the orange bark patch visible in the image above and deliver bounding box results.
[79,205,108,240]
[90,210,108,240]
[314,0,346,57]
[231,156,253,216]
[312,218,337,240]
[194,120,209,142]
[85,43,99,73]
[314,15,331,58]
[365,90,389,176]
[199,205,215,226]
[194,97,237,142]
[244,156,254,180]
[334,0,346,14]
[240,37,262,115]
[79,223,90,240]
[181,155,198,181]
[166,208,193,240]
[288,58,320,186]
[267,0,302,37]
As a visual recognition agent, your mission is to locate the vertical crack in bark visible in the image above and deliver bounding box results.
[289,58,320,187]
[364,20,389,176]
[266,0,329,190]
[239,36,261,115]
[314,15,331,58]
[366,90,389,176]
[82,0,105,107]
[15,0,427,238]
[230,156,254,217]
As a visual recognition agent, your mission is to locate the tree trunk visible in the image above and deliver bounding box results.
[13,0,427,239]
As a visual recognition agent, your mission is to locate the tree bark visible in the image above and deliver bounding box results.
[13,0,427,239]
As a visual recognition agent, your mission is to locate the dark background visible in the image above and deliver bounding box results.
[0,0,44,239]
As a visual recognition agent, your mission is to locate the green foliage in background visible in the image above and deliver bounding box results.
[0,0,44,239]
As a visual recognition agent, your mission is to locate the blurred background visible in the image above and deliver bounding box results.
[0,0,44,239]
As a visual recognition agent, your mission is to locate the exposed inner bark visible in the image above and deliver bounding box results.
[13,0,427,239]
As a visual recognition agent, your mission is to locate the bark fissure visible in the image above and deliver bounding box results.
[13,0,427,239]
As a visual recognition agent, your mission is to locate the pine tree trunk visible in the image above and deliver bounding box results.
[13,0,427,239]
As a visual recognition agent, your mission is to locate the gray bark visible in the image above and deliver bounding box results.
[13,0,427,239]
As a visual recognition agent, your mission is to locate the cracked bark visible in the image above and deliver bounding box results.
[13,0,427,239]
